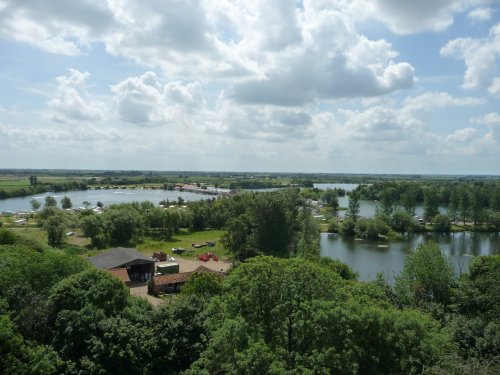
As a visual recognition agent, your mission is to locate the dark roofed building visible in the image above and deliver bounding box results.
[107,268,131,286]
[152,265,223,294]
[90,247,154,283]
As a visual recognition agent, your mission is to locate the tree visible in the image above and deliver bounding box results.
[44,196,57,208]
[391,209,415,235]
[395,242,454,307]
[295,206,320,259]
[400,188,418,215]
[459,187,471,225]
[320,189,339,211]
[346,191,360,222]
[189,257,452,375]
[181,272,223,298]
[82,201,91,209]
[248,192,294,258]
[448,187,460,222]
[432,214,452,232]
[30,198,41,211]
[60,196,72,210]
[221,214,256,261]
[471,186,486,226]
[340,218,356,236]
[80,214,105,248]
[452,255,500,360]
[424,187,440,223]
[42,209,66,247]
[378,188,394,216]
[0,314,64,375]
[104,207,144,244]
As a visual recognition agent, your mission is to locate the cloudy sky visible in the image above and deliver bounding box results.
[0,0,499,174]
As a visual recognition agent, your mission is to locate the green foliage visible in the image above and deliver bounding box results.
[190,256,451,374]
[327,219,339,233]
[395,242,455,307]
[0,228,16,245]
[44,195,57,208]
[221,213,256,261]
[295,206,320,259]
[391,209,415,235]
[378,188,394,216]
[316,257,357,280]
[181,272,224,298]
[30,198,41,211]
[424,187,440,222]
[0,314,64,375]
[320,188,339,211]
[340,218,356,236]
[222,189,301,260]
[60,196,72,209]
[453,255,500,322]
[42,209,67,247]
[346,191,360,221]
[354,218,389,239]
[80,213,105,248]
[433,214,452,232]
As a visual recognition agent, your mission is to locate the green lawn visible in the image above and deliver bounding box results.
[137,229,229,259]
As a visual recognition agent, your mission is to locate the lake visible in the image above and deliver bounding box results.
[0,188,211,212]
[320,232,499,282]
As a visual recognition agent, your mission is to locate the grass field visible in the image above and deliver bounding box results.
[0,178,31,192]
[137,229,229,259]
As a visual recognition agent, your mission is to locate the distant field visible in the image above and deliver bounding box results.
[0,178,31,192]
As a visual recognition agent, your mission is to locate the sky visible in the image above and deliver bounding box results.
[0,0,499,174]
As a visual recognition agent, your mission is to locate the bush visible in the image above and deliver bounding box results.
[433,214,452,232]
[327,220,339,233]
[340,218,356,236]
[0,228,16,245]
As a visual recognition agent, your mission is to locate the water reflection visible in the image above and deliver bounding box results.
[320,232,499,282]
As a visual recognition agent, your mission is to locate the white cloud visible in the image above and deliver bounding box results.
[0,0,114,55]
[467,7,493,21]
[446,127,477,142]
[368,0,463,35]
[228,9,415,106]
[441,23,500,91]
[472,112,500,125]
[215,103,315,142]
[488,77,500,98]
[401,91,485,116]
[0,122,122,146]
[111,72,207,127]
[48,69,106,122]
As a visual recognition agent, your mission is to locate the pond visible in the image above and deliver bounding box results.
[320,232,499,282]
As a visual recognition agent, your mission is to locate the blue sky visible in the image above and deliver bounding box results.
[0,0,499,174]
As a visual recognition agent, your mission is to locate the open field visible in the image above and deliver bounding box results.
[136,229,229,259]
[3,222,229,260]
[0,177,31,192]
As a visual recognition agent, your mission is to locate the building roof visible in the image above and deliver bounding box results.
[90,247,154,270]
[153,265,220,286]
[107,268,131,284]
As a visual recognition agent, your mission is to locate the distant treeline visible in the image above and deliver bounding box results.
[0,181,88,201]
[354,180,500,210]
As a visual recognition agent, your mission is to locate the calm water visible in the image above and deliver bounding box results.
[0,189,211,212]
[320,232,500,282]
[336,197,447,218]
[313,183,360,192]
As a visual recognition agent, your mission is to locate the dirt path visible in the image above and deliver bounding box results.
[157,257,232,273]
